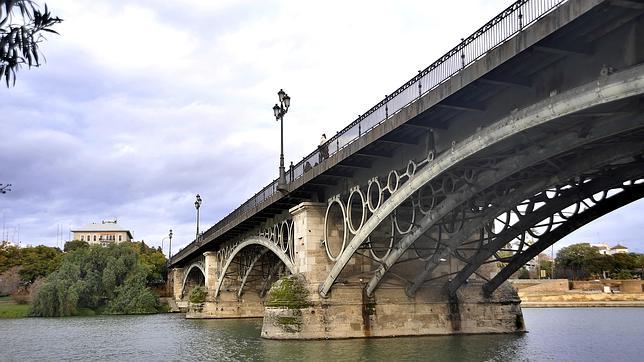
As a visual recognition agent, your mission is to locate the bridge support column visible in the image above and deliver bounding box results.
[170,268,189,311]
[203,251,218,300]
[171,268,184,301]
[262,202,524,339]
[290,202,330,283]
[186,251,266,319]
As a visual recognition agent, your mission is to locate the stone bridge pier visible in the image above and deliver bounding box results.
[182,251,269,319]
[261,202,523,339]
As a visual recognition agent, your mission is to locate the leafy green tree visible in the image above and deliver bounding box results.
[0,0,62,86]
[611,253,638,270]
[30,261,81,316]
[30,243,160,317]
[517,267,530,279]
[615,270,633,280]
[63,239,89,253]
[586,254,612,278]
[106,266,157,314]
[125,241,167,283]
[556,243,601,279]
[17,245,62,283]
[539,259,553,278]
[0,241,21,273]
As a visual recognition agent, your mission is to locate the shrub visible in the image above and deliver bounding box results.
[265,274,311,309]
[11,293,29,305]
[189,287,207,304]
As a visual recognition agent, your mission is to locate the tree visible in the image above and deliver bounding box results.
[0,0,62,87]
[539,259,553,278]
[17,245,62,283]
[106,266,157,314]
[63,239,89,253]
[30,243,160,317]
[556,243,601,280]
[0,241,21,273]
[517,267,530,279]
[125,241,167,283]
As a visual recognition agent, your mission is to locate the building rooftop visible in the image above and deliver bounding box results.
[71,221,133,239]
[610,244,628,250]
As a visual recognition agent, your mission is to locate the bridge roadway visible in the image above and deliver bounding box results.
[169,0,644,339]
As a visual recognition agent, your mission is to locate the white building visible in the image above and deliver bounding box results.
[71,220,133,246]
[591,243,610,255]
[609,244,629,255]
[591,243,629,255]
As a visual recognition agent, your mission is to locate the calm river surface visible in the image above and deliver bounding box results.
[1,308,643,361]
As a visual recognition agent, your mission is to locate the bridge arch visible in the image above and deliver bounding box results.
[404,146,644,297]
[480,178,644,296]
[214,236,296,300]
[319,66,644,298]
[180,262,206,299]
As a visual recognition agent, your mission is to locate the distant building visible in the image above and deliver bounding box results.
[71,220,133,246]
[591,243,610,255]
[591,243,629,255]
[609,244,629,255]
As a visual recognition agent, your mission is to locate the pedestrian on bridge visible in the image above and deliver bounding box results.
[319,133,329,162]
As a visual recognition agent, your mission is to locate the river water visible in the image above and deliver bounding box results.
[1,308,642,361]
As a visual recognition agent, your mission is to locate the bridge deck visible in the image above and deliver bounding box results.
[170,0,639,267]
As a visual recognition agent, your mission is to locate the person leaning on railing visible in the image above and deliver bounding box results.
[318,133,329,162]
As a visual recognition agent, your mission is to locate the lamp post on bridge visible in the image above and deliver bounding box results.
[273,89,291,192]
[194,194,202,243]
[168,229,173,260]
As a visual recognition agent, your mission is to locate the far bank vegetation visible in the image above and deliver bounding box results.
[1,240,167,317]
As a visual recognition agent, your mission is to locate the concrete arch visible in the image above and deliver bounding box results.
[181,262,206,298]
[214,236,295,299]
[319,65,644,298]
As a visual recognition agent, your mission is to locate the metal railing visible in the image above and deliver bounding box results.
[172,0,567,263]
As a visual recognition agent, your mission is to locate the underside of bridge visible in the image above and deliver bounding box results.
[169,0,644,339]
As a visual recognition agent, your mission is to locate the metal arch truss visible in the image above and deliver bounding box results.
[479,177,644,297]
[318,65,644,298]
[212,216,296,300]
[411,160,644,297]
[180,257,206,298]
[370,135,644,298]
[404,144,644,297]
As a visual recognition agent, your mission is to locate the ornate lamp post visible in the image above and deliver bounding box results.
[273,89,291,192]
[168,229,173,260]
[194,194,202,242]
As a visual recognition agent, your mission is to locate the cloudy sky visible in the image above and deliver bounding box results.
[1,0,642,254]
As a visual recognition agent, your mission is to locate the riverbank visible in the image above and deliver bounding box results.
[0,296,29,318]
[510,279,644,308]
[0,295,175,319]
[522,300,644,307]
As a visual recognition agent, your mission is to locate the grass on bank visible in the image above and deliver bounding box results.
[0,295,171,318]
[0,297,30,318]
